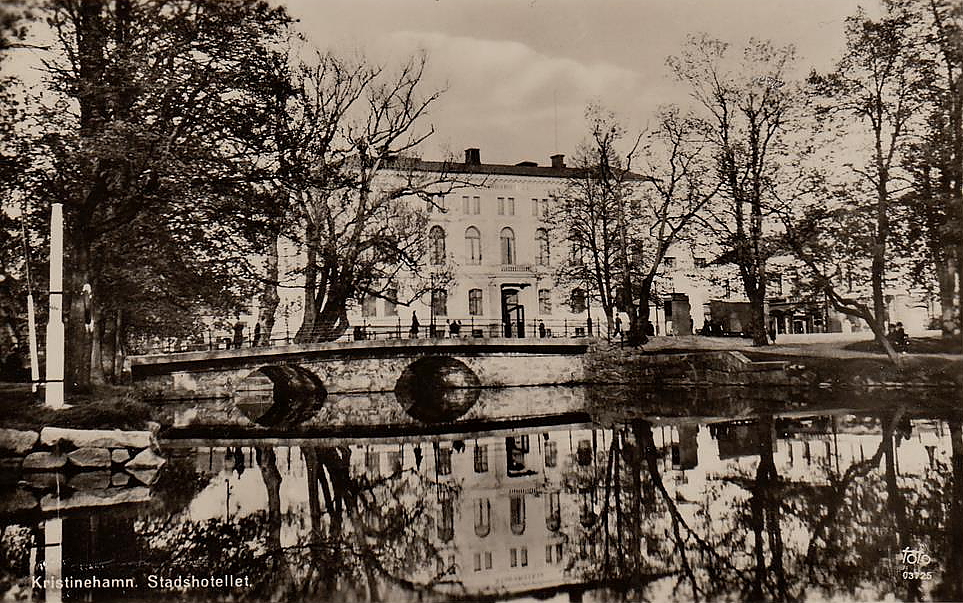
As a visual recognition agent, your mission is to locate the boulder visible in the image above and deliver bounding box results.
[0,489,38,514]
[110,449,131,464]
[22,452,66,471]
[0,429,39,455]
[126,468,159,486]
[110,472,130,487]
[21,472,63,491]
[40,427,152,450]
[67,447,111,469]
[41,487,151,511]
[67,471,111,491]
[126,449,166,470]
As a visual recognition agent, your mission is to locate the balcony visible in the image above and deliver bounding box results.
[500,264,533,273]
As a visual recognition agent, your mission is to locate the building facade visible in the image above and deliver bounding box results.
[355,148,596,339]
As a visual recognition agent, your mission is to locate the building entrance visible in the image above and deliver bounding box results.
[501,288,525,338]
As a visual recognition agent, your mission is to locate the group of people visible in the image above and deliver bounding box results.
[407,312,465,338]
[887,322,910,353]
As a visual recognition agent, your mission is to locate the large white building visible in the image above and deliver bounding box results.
[352,148,597,339]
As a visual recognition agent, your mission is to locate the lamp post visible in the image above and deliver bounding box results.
[45,203,66,409]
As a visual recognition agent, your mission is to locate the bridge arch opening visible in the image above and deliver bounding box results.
[234,365,327,427]
[394,357,482,422]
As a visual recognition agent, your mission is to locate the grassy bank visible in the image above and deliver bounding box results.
[0,384,169,431]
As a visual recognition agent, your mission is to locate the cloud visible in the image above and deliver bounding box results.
[360,31,666,164]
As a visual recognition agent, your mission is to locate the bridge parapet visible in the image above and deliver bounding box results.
[130,338,589,399]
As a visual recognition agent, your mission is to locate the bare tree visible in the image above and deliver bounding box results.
[668,35,798,346]
[633,106,719,343]
[551,104,643,338]
[259,51,466,343]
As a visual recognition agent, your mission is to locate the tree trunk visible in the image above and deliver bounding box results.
[936,256,957,336]
[100,309,115,382]
[89,298,105,386]
[112,310,125,380]
[935,421,963,600]
[749,290,768,347]
[308,298,350,342]
[257,236,280,346]
[633,277,654,346]
[66,237,92,393]
[956,247,963,335]
[295,224,318,342]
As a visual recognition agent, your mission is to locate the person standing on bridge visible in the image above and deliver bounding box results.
[409,311,421,339]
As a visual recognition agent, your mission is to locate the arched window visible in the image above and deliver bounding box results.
[468,289,483,316]
[438,497,454,542]
[571,288,586,314]
[535,228,550,266]
[510,495,526,535]
[465,226,482,265]
[429,226,446,265]
[474,498,491,537]
[431,289,448,317]
[500,227,516,265]
[538,289,552,314]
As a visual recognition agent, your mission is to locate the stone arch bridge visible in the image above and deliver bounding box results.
[130,338,588,401]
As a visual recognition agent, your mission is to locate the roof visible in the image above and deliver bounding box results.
[383,156,645,181]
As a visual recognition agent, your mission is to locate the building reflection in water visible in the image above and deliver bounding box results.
[1,409,962,602]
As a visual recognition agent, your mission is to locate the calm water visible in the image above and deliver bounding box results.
[2,386,962,602]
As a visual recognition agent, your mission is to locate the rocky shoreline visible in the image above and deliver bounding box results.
[0,426,167,516]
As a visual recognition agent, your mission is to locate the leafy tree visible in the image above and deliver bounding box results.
[0,1,32,378]
[902,0,962,337]
[668,35,798,346]
[782,2,927,362]
[22,0,294,389]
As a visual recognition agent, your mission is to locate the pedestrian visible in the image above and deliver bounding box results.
[409,311,420,339]
[253,322,261,347]
[538,320,546,338]
[894,322,908,352]
[452,319,462,337]
[232,320,245,349]
[613,316,622,338]
[447,319,453,337]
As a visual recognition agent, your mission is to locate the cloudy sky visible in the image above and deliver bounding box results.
[284,0,868,166]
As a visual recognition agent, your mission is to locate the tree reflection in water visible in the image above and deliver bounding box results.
[133,444,455,602]
[3,406,962,602]
[569,407,963,602]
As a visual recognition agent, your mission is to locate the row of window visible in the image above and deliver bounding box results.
[470,545,564,572]
[473,544,563,571]
[472,492,560,538]
[429,195,551,218]
[429,288,555,318]
[362,287,586,319]
[429,226,550,266]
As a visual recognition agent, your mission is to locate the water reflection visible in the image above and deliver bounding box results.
[2,402,963,601]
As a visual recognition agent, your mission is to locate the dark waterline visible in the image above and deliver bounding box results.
[1,384,961,602]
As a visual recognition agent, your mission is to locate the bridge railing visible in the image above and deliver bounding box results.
[130,317,615,355]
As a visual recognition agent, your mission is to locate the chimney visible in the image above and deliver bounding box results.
[465,148,481,165]
[550,154,565,168]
